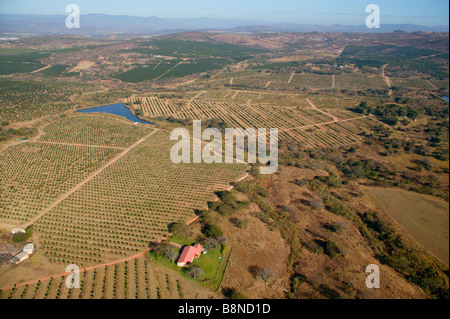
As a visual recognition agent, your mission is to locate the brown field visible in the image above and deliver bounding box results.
[69,60,96,73]
[265,166,429,299]
[364,187,449,266]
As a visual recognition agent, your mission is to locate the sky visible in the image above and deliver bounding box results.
[0,0,448,26]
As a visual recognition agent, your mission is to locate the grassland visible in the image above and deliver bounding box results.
[149,244,231,291]
[364,187,449,266]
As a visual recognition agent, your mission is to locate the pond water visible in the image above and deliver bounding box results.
[77,103,154,125]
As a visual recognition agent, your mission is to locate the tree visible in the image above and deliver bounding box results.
[189,266,204,279]
[204,224,223,238]
[203,237,219,250]
[154,243,178,262]
[168,222,187,235]
[12,226,33,243]
[165,248,179,263]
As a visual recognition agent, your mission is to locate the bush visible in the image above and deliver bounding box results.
[168,222,187,235]
[219,191,237,205]
[324,241,341,259]
[12,226,33,243]
[217,204,235,216]
[238,200,251,210]
[310,197,325,210]
[204,224,224,238]
[230,218,249,229]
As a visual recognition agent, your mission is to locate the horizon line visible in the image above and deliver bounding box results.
[0,13,448,28]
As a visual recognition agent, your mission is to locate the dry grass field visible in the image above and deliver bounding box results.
[364,187,449,266]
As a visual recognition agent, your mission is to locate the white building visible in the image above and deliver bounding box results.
[11,227,25,235]
[23,243,34,255]
[10,251,29,264]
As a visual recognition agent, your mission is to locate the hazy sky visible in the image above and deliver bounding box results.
[0,0,448,25]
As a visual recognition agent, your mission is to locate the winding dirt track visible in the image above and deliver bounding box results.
[382,64,393,96]
[306,98,339,122]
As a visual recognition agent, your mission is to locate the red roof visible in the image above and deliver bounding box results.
[177,244,203,265]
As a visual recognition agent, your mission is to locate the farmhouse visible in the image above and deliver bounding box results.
[177,244,203,267]
[10,251,29,264]
[9,243,35,264]
[23,243,35,255]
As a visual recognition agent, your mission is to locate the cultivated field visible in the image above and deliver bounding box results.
[0,80,94,123]
[0,257,213,299]
[128,95,380,148]
[1,114,247,266]
[0,142,122,226]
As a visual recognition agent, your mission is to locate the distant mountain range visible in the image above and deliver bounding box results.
[0,14,448,37]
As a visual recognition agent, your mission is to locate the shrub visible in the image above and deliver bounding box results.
[324,241,341,259]
[217,204,235,216]
[230,218,249,229]
[12,226,33,243]
[204,224,224,238]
